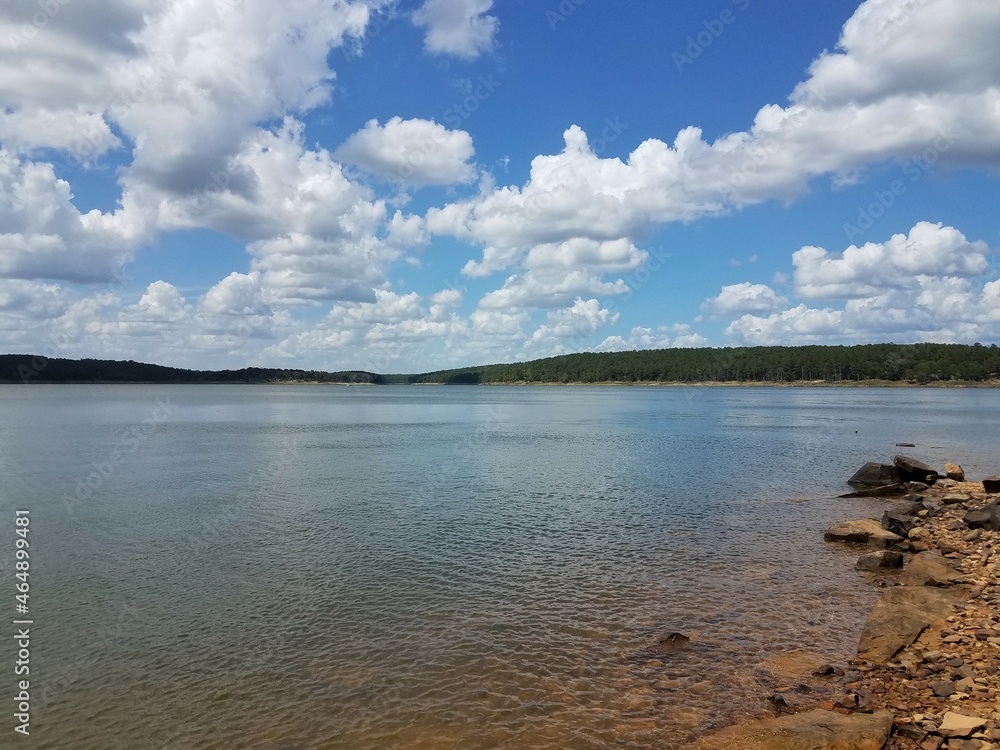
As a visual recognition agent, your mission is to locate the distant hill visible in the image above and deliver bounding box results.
[3,343,999,385]
[0,355,379,384]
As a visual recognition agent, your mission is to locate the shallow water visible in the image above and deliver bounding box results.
[1,385,997,748]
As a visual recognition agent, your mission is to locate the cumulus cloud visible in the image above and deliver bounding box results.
[411,0,498,59]
[725,222,999,346]
[597,325,708,352]
[428,0,1000,277]
[792,222,990,300]
[702,282,787,316]
[0,150,147,282]
[336,117,476,186]
[530,298,618,344]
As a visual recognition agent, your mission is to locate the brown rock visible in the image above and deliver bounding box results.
[825,519,904,548]
[899,551,965,587]
[936,711,986,738]
[857,586,967,663]
[693,708,894,750]
[982,475,1000,493]
[944,463,965,482]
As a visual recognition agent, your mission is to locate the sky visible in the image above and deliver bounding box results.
[1,0,999,374]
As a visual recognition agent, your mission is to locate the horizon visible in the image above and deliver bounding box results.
[2,0,999,372]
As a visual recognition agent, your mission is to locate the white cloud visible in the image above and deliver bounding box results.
[411,0,497,60]
[702,282,787,316]
[428,0,1000,277]
[336,117,476,186]
[725,222,1000,346]
[596,325,708,352]
[529,298,618,344]
[0,150,147,282]
[793,222,990,300]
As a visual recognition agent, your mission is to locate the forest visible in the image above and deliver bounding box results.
[0,355,378,384]
[399,343,1000,385]
[2,343,999,385]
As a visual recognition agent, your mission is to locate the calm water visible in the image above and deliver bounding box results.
[1,385,997,749]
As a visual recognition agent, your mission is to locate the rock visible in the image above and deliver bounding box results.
[936,711,986,738]
[656,632,690,650]
[883,502,923,536]
[899,551,965,587]
[849,461,902,489]
[931,680,956,697]
[942,493,971,506]
[857,586,967,663]
[840,483,909,498]
[944,463,966,482]
[896,722,928,741]
[693,708,894,750]
[825,519,903,548]
[981,476,1000,493]
[963,502,1000,531]
[856,550,905,571]
[906,481,932,492]
[894,455,940,484]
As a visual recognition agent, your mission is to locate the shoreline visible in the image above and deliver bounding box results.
[694,466,1000,749]
[3,379,998,388]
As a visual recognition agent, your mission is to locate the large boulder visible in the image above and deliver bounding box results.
[898,551,964,586]
[982,475,1000,493]
[848,462,900,489]
[963,501,1000,531]
[825,518,903,548]
[694,708,894,750]
[893,455,939,484]
[857,585,966,662]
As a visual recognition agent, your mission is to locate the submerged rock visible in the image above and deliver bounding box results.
[693,708,893,750]
[839,483,908,498]
[825,518,903,548]
[855,550,904,571]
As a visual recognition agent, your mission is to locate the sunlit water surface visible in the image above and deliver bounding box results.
[2,385,997,749]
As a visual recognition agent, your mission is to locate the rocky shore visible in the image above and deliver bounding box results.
[693,456,1000,750]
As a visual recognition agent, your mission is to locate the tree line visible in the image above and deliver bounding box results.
[2,344,999,385]
[401,343,1000,385]
[0,355,379,384]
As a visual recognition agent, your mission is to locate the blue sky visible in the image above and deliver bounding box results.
[1,0,998,372]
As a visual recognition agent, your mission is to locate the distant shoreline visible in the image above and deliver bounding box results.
[4,379,999,387]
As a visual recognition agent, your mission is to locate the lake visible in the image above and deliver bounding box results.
[1,385,997,749]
